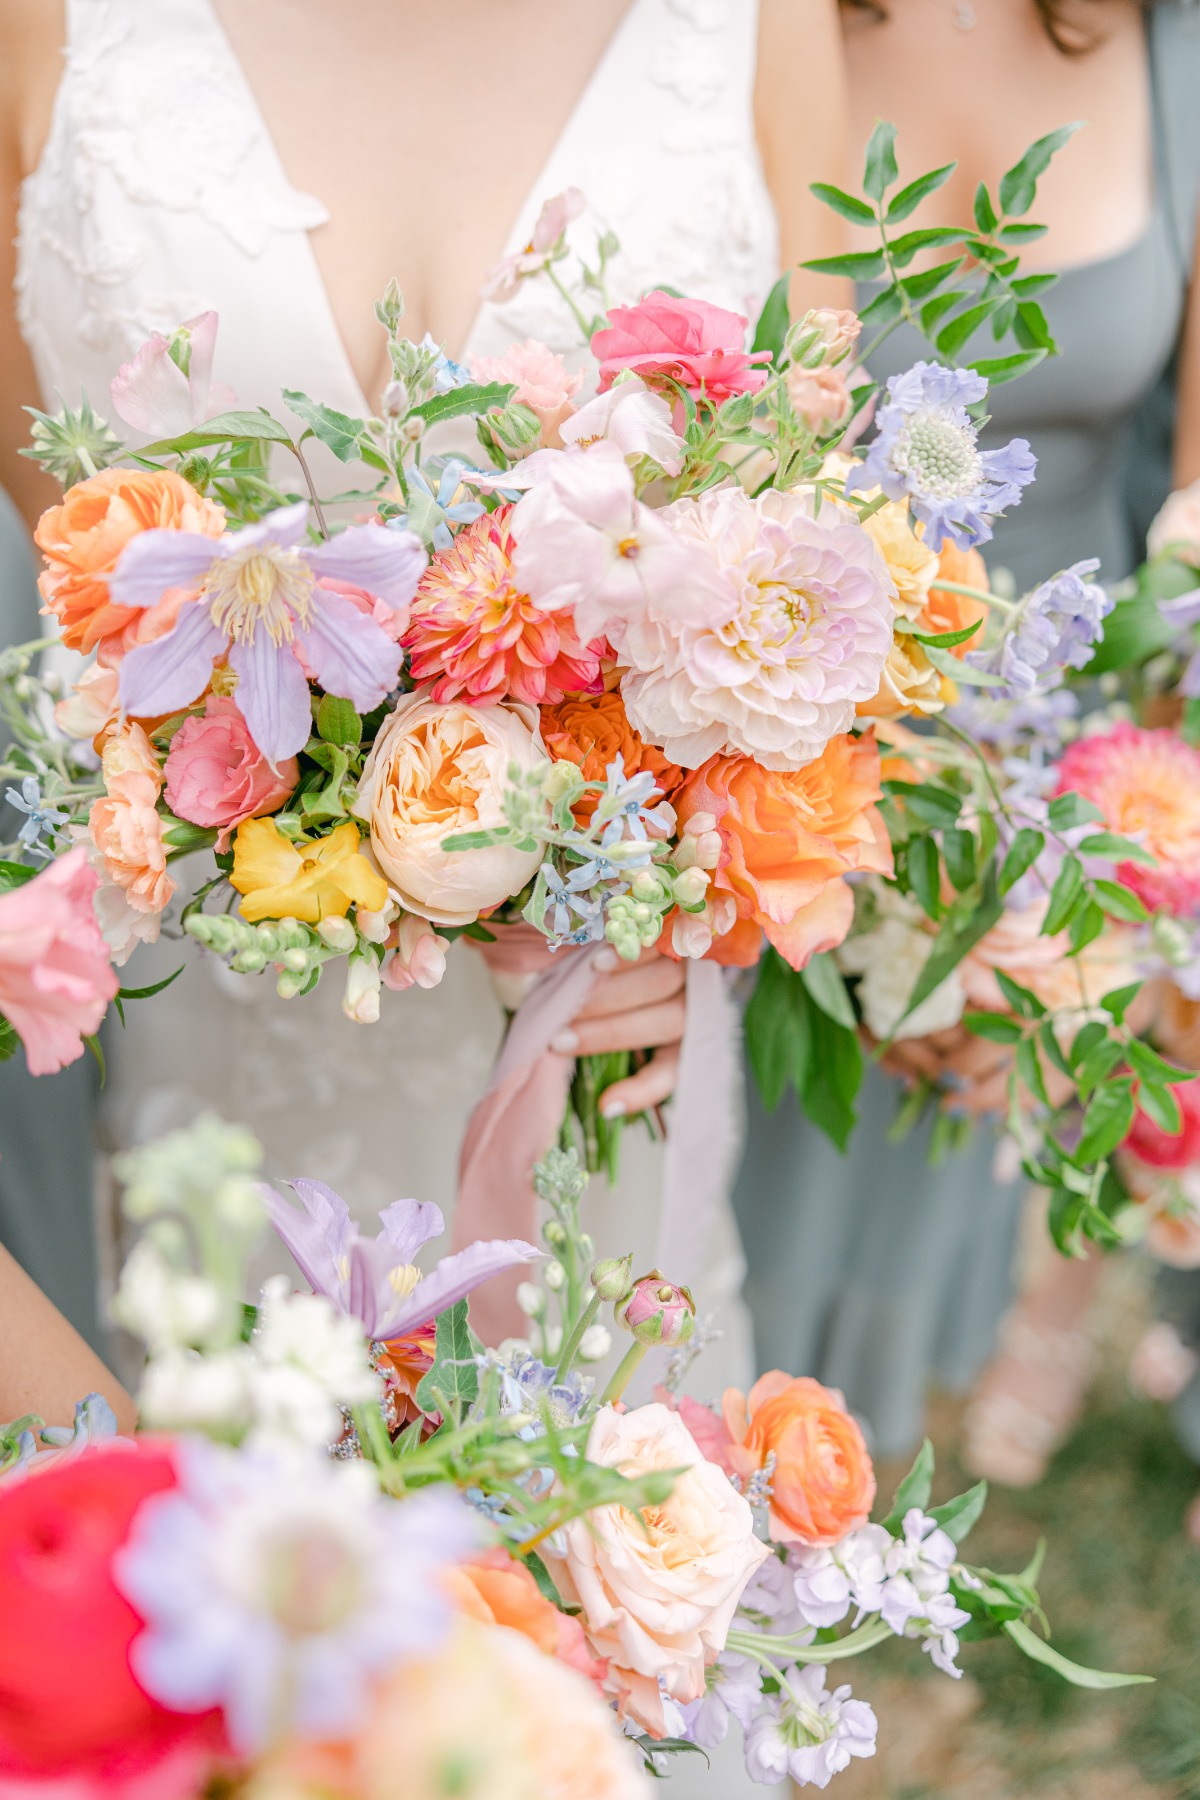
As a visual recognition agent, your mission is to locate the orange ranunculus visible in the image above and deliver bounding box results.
[925,542,990,660]
[722,1373,876,1547]
[36,467,224,656]
[674,733,891,969]
[539,689,683,824]
[444,1548,607,1687]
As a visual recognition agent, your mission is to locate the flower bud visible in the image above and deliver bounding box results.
[672,866,710,911]
[231,948,267,974]
[578,1324,612,1362]
[544,1260,566,1291]
[281,947,310,973]
[276,970,307,1000]
[630,868,672,907]
[381,379,410,418]
[317,916,357,952]
[591,1253,634,1303]
[543,1219,567,1250]
[618,1272,696,1347]
[356,904,397,945]
[672,911,713,960]
[516,1281,545,1319]
[342,952,382,1025]
[401,415,425,445]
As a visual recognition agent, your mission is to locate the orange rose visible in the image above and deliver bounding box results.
[540,689,683,824]
[722,1372,876,1547]
[88,722,174,917]
[36,467,224,656]
[924,542,989,660]
[674,733,892,969]
[444,1548,607,1687]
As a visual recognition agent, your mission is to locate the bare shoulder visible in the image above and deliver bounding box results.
[0,0,65,171]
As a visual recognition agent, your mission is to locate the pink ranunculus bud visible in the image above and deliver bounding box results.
[384,915,450,991]
[591,291,771,407]
[590,1253,635,1304]
[618,1271,696,1347]
[163,696,299,851]
[789,307,862,369]
[0,847,118,1074]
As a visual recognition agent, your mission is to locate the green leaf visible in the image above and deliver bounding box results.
[802,250,888,281]
[1011,272,1059,298]
[968,349,1048,385]
[802,993,863,1151]
[900,864,1004,1024]
[0,860,37,890]
[799,952,857,1030]
[1126,1038,1194,1086]
[1047,792,1105,831]
[0,1016,20,1063]
[910,620,982,650]
[942,827,977,892]
[907,832,942,920]
[885,162,956,223]
[884,781,962,828]
[1137,1081,1181,1135]
[882,1438,935,1532]
[161,821,219,853]
[887,226,970,267]
[998,123,1084,217]
[1100,982,1141,1024]
[997,220,1050,243]
[84,1033,106,1085]
[964,1011,1025,1044]
[1075,832,1156,865]
[862,121,899,201]
[973,182,999,234]
[283,390,369,462]
[854,285,904,330]
[751,275,791,360]
[920,290,964,335]
[137,408,294,457]
[936,300,996,360]
[414,1299,479,1418]
[923,642,1004,686]
[316,695,362,747]
[1069,897,1107,953]
[994,969,1045,1018]
[999,828,1044,895]
[900,259,965,303]
[1084,593,1176,674]
[745,951,809,1112]
[810,182,878,225]
[1013,300,1057,354]
[930,1479,988,1544]
[1016,1035,1050,1107]
[1042,855,1085,936]
[118,967,185,1003]
[411,381,516,427]
[1003,1619,1152,1688]
[1091,879,1149,923]
[1076,1078,1136,1164]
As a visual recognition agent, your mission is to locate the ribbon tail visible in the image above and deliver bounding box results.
[657,959,743,1289]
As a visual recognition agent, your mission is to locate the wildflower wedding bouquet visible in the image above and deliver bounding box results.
[0,123,1187,1243]
[0,1115,1146,1797]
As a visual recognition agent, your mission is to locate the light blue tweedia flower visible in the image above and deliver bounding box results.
[418,333,471,394]
[966,559,1111,698]
[5,776,68,859]
[541,863,610,949]
[391,460,486,551]
[494,1351,593,1431]
[848,361,1036,551]
[39,1391,120,1450]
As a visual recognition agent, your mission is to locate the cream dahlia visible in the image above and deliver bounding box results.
[403,507,604,708]
[613,488,896,770]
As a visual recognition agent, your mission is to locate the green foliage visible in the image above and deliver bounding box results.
[751,274,791,360]
[744,949,862,1150]
[415,1300,480,1422]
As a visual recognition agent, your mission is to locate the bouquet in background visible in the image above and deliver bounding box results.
[0,122,1185,1243]
[0,1116,1146,1797]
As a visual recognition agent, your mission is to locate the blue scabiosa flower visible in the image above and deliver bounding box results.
[967,558,1111,697]
[849,362,1035,550]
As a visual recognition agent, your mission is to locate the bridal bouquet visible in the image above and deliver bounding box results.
[0,1116,1145,1798]
[0,123,1184,1236]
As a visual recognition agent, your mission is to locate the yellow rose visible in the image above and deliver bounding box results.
[231,819,388,923]
[857,635,951,719]
[860,502,938,621]
[353,690,546,927]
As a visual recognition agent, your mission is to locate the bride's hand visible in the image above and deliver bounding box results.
[550,947,686,1120]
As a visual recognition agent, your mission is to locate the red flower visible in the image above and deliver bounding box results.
[1125,1075,1200,1170]
[0,1443,224,1792]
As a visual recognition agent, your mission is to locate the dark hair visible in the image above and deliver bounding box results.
[839,0,1140,55]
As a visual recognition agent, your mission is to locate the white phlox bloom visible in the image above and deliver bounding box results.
[139,1346,254,1436]
[743,1665,878,1788]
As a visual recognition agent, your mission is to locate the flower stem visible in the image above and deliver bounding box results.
[555,1291,602,1383]
[930,577,1018,615]
[287,439,330,539]
[727,1616,894,1665]
[599,1340,649,1407]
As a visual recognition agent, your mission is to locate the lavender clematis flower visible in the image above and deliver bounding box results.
[849,361,1035,551]
[261,1176,540,1341]
[113,502,426,765]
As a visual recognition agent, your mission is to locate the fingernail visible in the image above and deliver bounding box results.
[550,1029,579,1054]
[592,947,619,973]
[601,1098,627,1120]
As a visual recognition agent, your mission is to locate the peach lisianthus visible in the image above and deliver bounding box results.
[1057,723,1200,915]
[89,722,174,920]
[403,507,604,708]
[540,1403,770,1739]
[722,1373,876,1548]
[674,733,892,969]
[470,340,583,446]
[36,467,224,656]
[540,688,683,824]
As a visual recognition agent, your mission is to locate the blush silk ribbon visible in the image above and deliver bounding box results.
[453,924,740,1344]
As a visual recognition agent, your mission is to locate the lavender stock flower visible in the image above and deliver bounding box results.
[849,362,1035,551]
[261,1176,540,1341]
[967,558,1112,698]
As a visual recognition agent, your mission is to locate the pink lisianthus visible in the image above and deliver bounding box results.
[1055,723,1200,914]
[163,697,299,850]
[0,848,117,1075]
[403,506,604,707]
[469,341,582,448]
[110,311,236,439]
[592,291,770,406]
[561,376,686,474]
[482,188,586,304]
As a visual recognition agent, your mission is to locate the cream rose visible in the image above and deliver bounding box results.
[860,502,938,621]
[353,690,546,926]
[541,1403,771,1739]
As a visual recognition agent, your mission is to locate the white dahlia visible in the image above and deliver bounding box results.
[614,487,897,770]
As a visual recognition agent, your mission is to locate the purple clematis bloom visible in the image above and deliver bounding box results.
[113,502,426,765]
[262,1176,540,1341]
[848,361,1036,551]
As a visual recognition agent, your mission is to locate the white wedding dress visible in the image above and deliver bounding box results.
[17,0,780,1400]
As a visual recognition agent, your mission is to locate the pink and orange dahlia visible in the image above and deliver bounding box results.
[1056,723,1200,915]
[402,506,605,707]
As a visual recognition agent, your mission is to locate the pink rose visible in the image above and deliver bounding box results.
[591,292,770,406]
[164,698,298,851]
[470,340,583,448]
[0,848,118,1075]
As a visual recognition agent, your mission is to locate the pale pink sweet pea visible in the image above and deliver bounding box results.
[163,696,299,850]
[0,848,118,1075]
[469,340,583,448]
[510,440,732,643]
[110,311,237,439]
[592,292,771,405]
[482,188,586,304]
[561,376,686,474]
[113,503,426,766]
[384,916,451,992]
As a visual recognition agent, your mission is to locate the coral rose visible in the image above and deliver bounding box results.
[592,291,770,405]
[470,339,583,446]
[540,688,683,823]
[164,697,298,850]
[1056,723,1200,915]
[403,506,604,707]
[674,733,892,969]
[0,1441,225,1789]
[0,847,118,1075]
[353,691,546,926]
[444,1547,606,1686]
[36,467,224,656]
[540,1403,770,1739]
[90,722,175,919]
[722,1373,876,1547]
